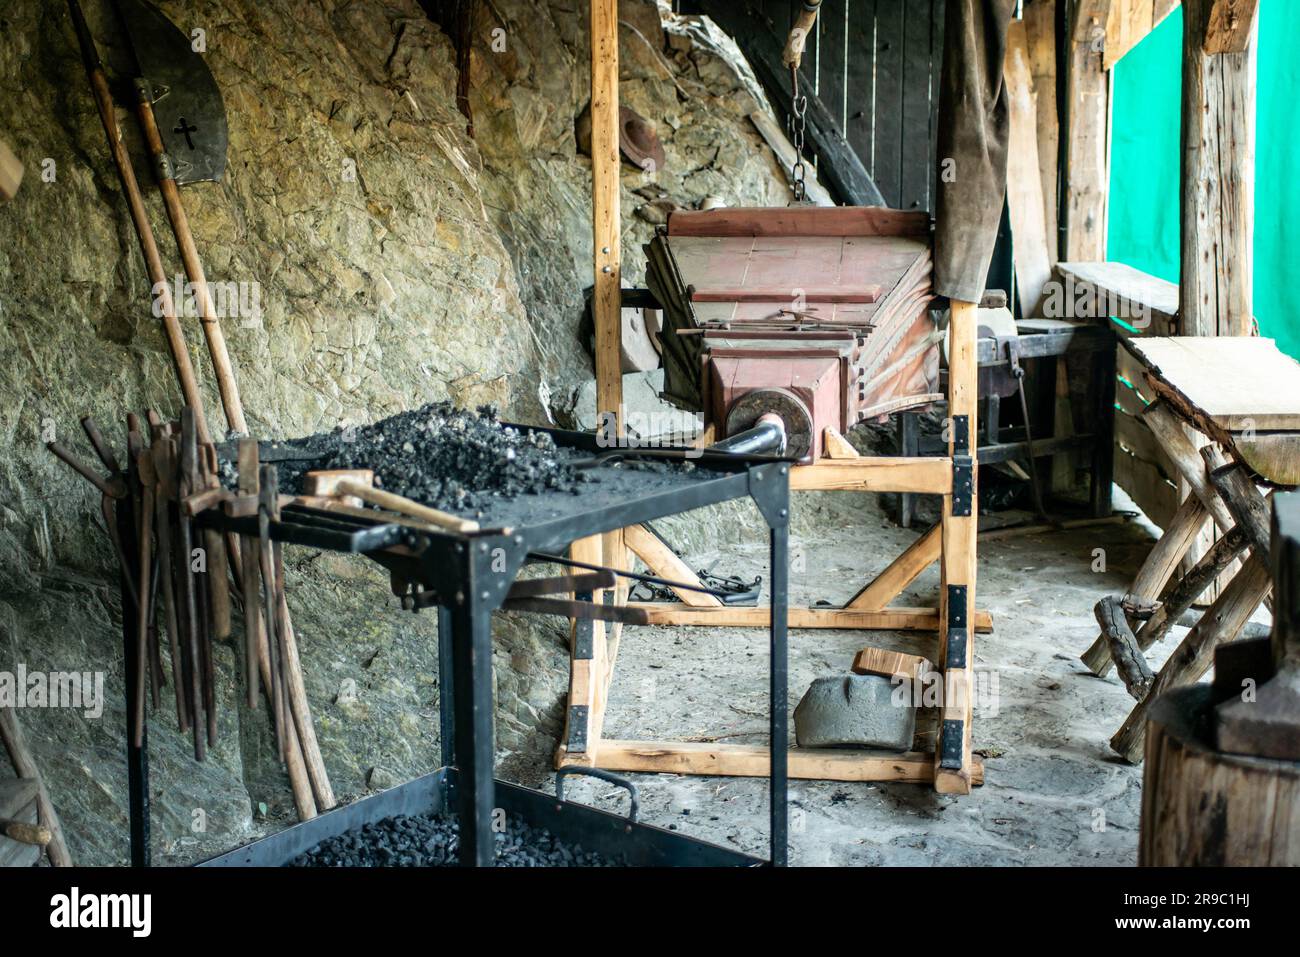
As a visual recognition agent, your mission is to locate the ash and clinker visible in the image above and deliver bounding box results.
[289,810,627,867]
[275,402,591,513]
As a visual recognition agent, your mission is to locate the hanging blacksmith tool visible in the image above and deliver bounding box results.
[781,1,821,204]
[110,0,247,438]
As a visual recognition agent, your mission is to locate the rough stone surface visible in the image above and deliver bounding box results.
[793,674,916,751]
[0,0,789,864]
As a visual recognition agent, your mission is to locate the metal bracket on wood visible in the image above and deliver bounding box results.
[566,705,590,752]
[939,719,965,770]
[945,584,968,670]
[572,591,595,660]
[951,413,974,516]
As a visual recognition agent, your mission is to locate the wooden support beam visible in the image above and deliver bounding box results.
[591,0,622,431]
[1180,0,1257,336]
[1080,492,1208,675]
[1110,555,1271,762]
[790,457,952,494]
[1064,1,1112,261]
[557,535,607,767]
[624,523,722,608]
[821,427,859,460]
[846,523,942,611]
[1203,0,1259,53]
[698,5,886,207]
[567,739,984,786]
[1005,18,1053,316]
[935,299,979,795]
[1024,1,1060,268]
[628,603,994,633]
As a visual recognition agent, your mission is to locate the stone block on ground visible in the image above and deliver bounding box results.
[793,674,915,751]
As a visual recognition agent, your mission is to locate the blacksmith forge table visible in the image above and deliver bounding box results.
[195,427,793,867]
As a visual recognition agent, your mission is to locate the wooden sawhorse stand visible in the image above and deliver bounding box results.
[1082,337,1300,762]
[557,302,989,794]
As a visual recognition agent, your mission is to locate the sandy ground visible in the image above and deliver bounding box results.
[545,488,1243,867]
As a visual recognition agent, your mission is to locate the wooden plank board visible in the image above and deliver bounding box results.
[900,0,937,214]
[1005,19,1053,317]
[629,602,994,632]
[1025,1,1060,265]
[578,739,984,785]
[1064,2,1111,261]
[1125,337,1300,433]
[667,206,930,238]
[873,0,905,207]
[1055,261,1180,333]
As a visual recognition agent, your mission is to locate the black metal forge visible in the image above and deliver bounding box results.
[192,425,792,867]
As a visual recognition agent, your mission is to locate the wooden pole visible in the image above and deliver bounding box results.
[591,0,622,435]
[65,0,212,444]
[127,88,249,436]
[1179,0,1258,336]
[935,299,978,794]
[1063,0,1111,261]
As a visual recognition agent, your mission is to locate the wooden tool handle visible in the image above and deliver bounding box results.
[336,479,480,533]
[783,2,821,68]
[1,817,53,846]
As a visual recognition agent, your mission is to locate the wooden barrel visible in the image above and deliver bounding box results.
[1140,685,1300,865]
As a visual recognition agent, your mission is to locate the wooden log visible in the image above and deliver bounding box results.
[1180,0,1257,336]
[1111,556,1272,763]
[1140,685,1299,865]
[1081,493,1208,675]
[1206,457,1272,556]
[1136,525,1249,652]
[0,707,73,865]
[1063,1,1111,261]
[1095,596,1153,700]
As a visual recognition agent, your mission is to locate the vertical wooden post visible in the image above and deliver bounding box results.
[935,299,978,794]
[591,0,623,432]
[1180,0,1258,337]
[1063,0,1111,262]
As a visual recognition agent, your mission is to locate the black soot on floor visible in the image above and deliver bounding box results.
[288,810,628,867]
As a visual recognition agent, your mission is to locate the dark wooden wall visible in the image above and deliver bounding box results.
[682,1,946,213]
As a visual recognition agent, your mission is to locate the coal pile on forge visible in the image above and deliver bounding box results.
[266,402,593,514]
[290,810,627,867]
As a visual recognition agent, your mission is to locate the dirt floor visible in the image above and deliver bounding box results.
[547,486,1252,867]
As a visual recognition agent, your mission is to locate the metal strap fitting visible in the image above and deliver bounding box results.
[945,584,968,670]
[939,719,965,770]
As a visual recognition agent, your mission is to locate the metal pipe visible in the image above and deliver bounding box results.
[709,414,787,456]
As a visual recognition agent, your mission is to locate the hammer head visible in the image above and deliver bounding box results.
[303,469,374,508]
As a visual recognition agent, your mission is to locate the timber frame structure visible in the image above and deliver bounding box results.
[554,0,986,795]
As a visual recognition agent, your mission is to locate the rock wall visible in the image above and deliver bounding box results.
[0,0,788,863]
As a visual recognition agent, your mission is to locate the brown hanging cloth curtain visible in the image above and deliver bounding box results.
[933,0,1017,303]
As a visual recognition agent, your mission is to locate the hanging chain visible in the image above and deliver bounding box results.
[788,64,808,203]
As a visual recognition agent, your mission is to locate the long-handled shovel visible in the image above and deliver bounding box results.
[65,0,212,445]
[110,0,247,438]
